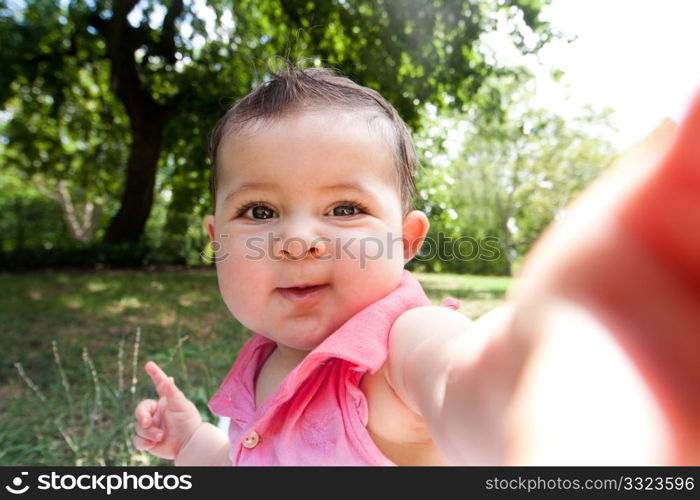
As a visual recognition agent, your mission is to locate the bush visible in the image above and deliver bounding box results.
[0,242,157,270]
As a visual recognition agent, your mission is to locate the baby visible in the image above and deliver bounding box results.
[133,66,700,465]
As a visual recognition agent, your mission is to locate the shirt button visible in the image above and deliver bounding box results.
[242,430,260,449]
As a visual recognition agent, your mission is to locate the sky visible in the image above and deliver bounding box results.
[527,0,700,149]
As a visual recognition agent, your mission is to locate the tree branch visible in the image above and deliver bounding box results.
[157,0,184,64]
[112,0,141,25]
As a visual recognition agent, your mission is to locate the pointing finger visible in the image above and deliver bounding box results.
[145,361,192,412]
[144,361,194,413]
[145,361,182,403]
[159,375,193,413]
[145,361,169,395]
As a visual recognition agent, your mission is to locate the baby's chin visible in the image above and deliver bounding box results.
[277,317,346,350]
[233,313,335,351]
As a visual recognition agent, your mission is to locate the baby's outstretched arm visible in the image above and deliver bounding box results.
[388,303,675,465]
[389,91,700,465]
[133,361,230,465]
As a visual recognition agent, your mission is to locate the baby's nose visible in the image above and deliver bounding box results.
[275,235,331,260]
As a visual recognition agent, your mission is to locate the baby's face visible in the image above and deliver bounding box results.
[206,109,420,351]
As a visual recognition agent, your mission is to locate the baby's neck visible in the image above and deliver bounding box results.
[254,342,309,409]
[274,342,309,365]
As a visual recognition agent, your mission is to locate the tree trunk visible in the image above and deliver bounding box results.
[95,0,182,244]
[104,114,167,243]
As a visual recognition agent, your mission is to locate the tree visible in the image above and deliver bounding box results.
[1,0,130,244]
[460,107,618,275]
[1,0,555,244]
[414,75,619,275]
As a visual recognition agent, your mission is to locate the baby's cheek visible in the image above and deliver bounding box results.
[238,233,272,261]
[338,232,404,271]
[216,266,266,328]
[215,239,265,307]
[335,236,404,300]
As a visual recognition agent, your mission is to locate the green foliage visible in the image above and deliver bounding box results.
[0,242,152,270]
[254,0,553,125]
[1,0,128,202]
[0,168,72,253]
[412,75,619,275]
[7,335,153,466]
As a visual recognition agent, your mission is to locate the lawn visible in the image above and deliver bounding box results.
[0,268,512,465]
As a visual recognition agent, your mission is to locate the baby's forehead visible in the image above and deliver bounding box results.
[220,108,400,183]
[234,106,395,142]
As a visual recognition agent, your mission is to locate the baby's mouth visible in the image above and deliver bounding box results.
[277,284,328,302]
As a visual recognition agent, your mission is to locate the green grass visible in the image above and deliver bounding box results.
[0,268,512,465]
[413,271,512,318]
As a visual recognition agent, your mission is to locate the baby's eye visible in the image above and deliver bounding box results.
[242,204,276,220]
[331,203,364,217]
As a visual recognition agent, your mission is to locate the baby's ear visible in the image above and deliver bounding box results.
[402,210,430,263]
[203,215,216,242]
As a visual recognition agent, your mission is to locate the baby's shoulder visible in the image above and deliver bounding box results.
[390,304,472,342]
[399,304,467,319]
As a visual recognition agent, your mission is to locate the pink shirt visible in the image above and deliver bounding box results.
[209,270,461,465]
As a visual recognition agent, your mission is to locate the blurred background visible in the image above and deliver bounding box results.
[1,0,697,465]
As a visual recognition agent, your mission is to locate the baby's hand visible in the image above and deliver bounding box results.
[133,361,202,460]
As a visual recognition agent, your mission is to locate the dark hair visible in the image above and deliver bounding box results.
[207,65,418,214]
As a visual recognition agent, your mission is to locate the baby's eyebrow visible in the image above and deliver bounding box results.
[224,181,374,205]
[223,182,276,205]
[322,182,370,193]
